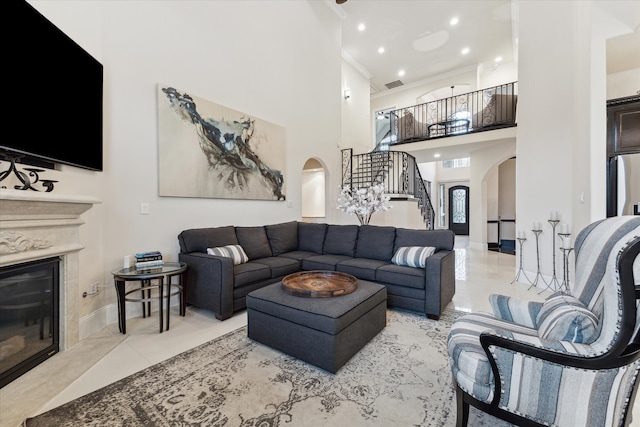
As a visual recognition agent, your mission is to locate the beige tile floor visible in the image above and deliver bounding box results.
[1,237,637,426]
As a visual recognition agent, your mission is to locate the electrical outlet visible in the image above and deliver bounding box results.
[90,282,99,294]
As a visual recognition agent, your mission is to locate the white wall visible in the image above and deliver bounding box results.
[498,158,516,240]
[486,166,500,242]
[342,60,373,154]
[469,140,516,249]
[607,68,640,99]
[514,0,639,283]
[302,169,326,218]
[27,0,343,338]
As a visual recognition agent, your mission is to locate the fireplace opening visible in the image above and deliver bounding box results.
[0,257,60,388]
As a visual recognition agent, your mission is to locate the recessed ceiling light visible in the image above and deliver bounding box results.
[378,46,385,54]
[398,69,405,77]
[358,23,365,31]
[495,56,503,62]
[450,17,459,26]
[461,47,470,55]
[434,153,441,158]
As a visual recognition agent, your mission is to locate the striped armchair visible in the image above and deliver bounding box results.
[448,216,640,426]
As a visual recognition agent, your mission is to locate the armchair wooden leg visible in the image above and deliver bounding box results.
[455,384,470,427]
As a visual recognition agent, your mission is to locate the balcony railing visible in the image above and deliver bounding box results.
[385,82,518,147]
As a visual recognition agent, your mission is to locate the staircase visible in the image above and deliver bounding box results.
[341,148,435,229]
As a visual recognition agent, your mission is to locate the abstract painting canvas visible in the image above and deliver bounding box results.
[157,84,286,200]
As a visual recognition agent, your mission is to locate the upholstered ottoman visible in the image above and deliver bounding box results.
[246,279,387,373]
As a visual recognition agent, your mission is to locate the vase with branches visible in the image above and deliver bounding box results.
[336,183,392,225]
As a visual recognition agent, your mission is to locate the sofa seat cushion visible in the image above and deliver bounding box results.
[302,254,352,271]
[234,262,271,287]
[376,264,425,289]
[336,258,390,281]
[252,256,300,278]
[278,250,320,262]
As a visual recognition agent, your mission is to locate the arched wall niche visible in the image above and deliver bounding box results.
[301,157,328,222]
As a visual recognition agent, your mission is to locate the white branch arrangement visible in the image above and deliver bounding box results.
[337,184,392,225]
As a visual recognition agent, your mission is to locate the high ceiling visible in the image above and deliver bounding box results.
[337,0,639,95]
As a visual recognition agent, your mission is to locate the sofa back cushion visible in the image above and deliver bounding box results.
[236,226,273,260]
[298,222,327,253]
[355,225,396,261]
[323,224,359,257]
[265,221,298,256]
[178,226,238,253]
[393,228,454,253]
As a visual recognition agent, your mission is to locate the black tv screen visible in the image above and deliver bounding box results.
[2,1,103,171]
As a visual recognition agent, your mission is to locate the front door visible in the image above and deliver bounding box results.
[449,185,469,235]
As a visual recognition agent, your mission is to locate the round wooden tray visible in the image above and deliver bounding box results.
[281,271,358,298]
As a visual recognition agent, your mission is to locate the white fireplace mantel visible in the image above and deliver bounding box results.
[0,189,101,350]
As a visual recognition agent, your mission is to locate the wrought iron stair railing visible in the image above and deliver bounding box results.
[341,148,435,229]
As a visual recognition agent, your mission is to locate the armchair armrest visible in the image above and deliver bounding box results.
[479,329,640,406]
[179,252,235,320]
[479,330,640,425]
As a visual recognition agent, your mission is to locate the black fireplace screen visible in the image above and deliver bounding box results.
[0,257,59,388]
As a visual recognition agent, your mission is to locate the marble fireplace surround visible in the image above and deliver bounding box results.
[0,189,100,351]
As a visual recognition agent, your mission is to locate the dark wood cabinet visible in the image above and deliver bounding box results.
[606,95,640,217]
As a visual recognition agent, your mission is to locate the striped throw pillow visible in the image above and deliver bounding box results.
[536,292,599,344]
[207,245,249,265]
[391,246,436,268]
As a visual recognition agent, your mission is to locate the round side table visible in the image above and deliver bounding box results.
[111,262,187,334]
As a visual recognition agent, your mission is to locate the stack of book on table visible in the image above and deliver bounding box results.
[135,251,164,269]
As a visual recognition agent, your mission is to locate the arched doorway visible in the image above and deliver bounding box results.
[449,185,469,235]
[301,158,326,222]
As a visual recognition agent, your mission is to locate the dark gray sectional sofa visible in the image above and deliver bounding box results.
[177,221,456,321]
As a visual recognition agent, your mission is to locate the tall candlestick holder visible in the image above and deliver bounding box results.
[546,219,561,291]
[560,247,574,292]
[559,232,572,292]
[528,228,548,291]
[511,237,531,284]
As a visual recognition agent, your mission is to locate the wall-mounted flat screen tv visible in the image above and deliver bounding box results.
[2,0,103,171]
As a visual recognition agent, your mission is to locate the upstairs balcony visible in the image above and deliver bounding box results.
[380,82,518,150]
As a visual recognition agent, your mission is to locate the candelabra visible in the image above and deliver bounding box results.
[546,220,561,291]
[560,247,574,292]
[559,232,573,292]
[528,228,548,291]
[511,236,531,284]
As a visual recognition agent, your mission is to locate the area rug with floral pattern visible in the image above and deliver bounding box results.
[24,308,512,426]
